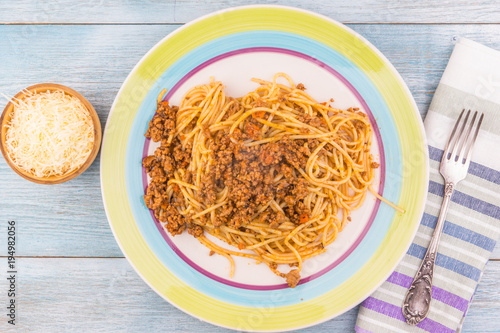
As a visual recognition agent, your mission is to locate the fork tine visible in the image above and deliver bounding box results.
[442,109,465,161]
[462,112,484,165]
[450,110,471,161]
[456,111,478,162]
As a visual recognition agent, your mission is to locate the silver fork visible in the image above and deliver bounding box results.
[402,109,484,326]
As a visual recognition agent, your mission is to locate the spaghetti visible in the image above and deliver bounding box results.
[143,73,388,287]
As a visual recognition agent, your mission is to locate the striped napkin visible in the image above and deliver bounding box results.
[355,38,500,333]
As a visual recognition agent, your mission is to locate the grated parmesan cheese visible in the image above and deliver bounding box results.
[4,90,94,178]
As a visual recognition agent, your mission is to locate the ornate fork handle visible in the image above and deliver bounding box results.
[402,182,454,325]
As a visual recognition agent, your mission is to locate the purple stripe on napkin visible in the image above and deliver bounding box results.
[362,297,455,333]
[354,325,373,333]
[386,271,469,312]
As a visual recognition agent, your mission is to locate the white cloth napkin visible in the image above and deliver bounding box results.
[355,38,500,333]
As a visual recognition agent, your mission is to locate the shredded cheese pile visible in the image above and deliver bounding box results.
[4,90,95,177]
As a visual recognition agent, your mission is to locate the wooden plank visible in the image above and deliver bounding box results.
[0,160,123,257]
[1,1,500,24]
[1,24,500,258]
[0,257,498,332]
[3,23,498,118]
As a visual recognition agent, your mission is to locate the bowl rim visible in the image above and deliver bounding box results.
[0,83,102,184]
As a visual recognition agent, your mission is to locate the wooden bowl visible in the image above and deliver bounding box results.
[0,83,102,184]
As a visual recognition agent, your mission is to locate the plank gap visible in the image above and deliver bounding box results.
[0,256,125,259]
[2,22,500,26]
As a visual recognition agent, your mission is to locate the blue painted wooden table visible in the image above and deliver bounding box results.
[0,1,499,332]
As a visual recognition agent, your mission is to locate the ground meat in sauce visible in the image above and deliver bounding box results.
[142,100,324,285]
[163,204,186,236]
[145,101,178,144]
[188,225,204,237]
[267,212,286,229]
[286,269,301,288]
[142,89,373,288]
[298,113,323,128]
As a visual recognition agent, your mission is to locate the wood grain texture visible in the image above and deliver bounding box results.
[3,24,500,119]
[1,24,500,258]
[0,13,499,332]
[0,258,497,332]
[1,0,500,24]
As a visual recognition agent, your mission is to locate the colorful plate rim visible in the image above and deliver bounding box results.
[100,5,429,332]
